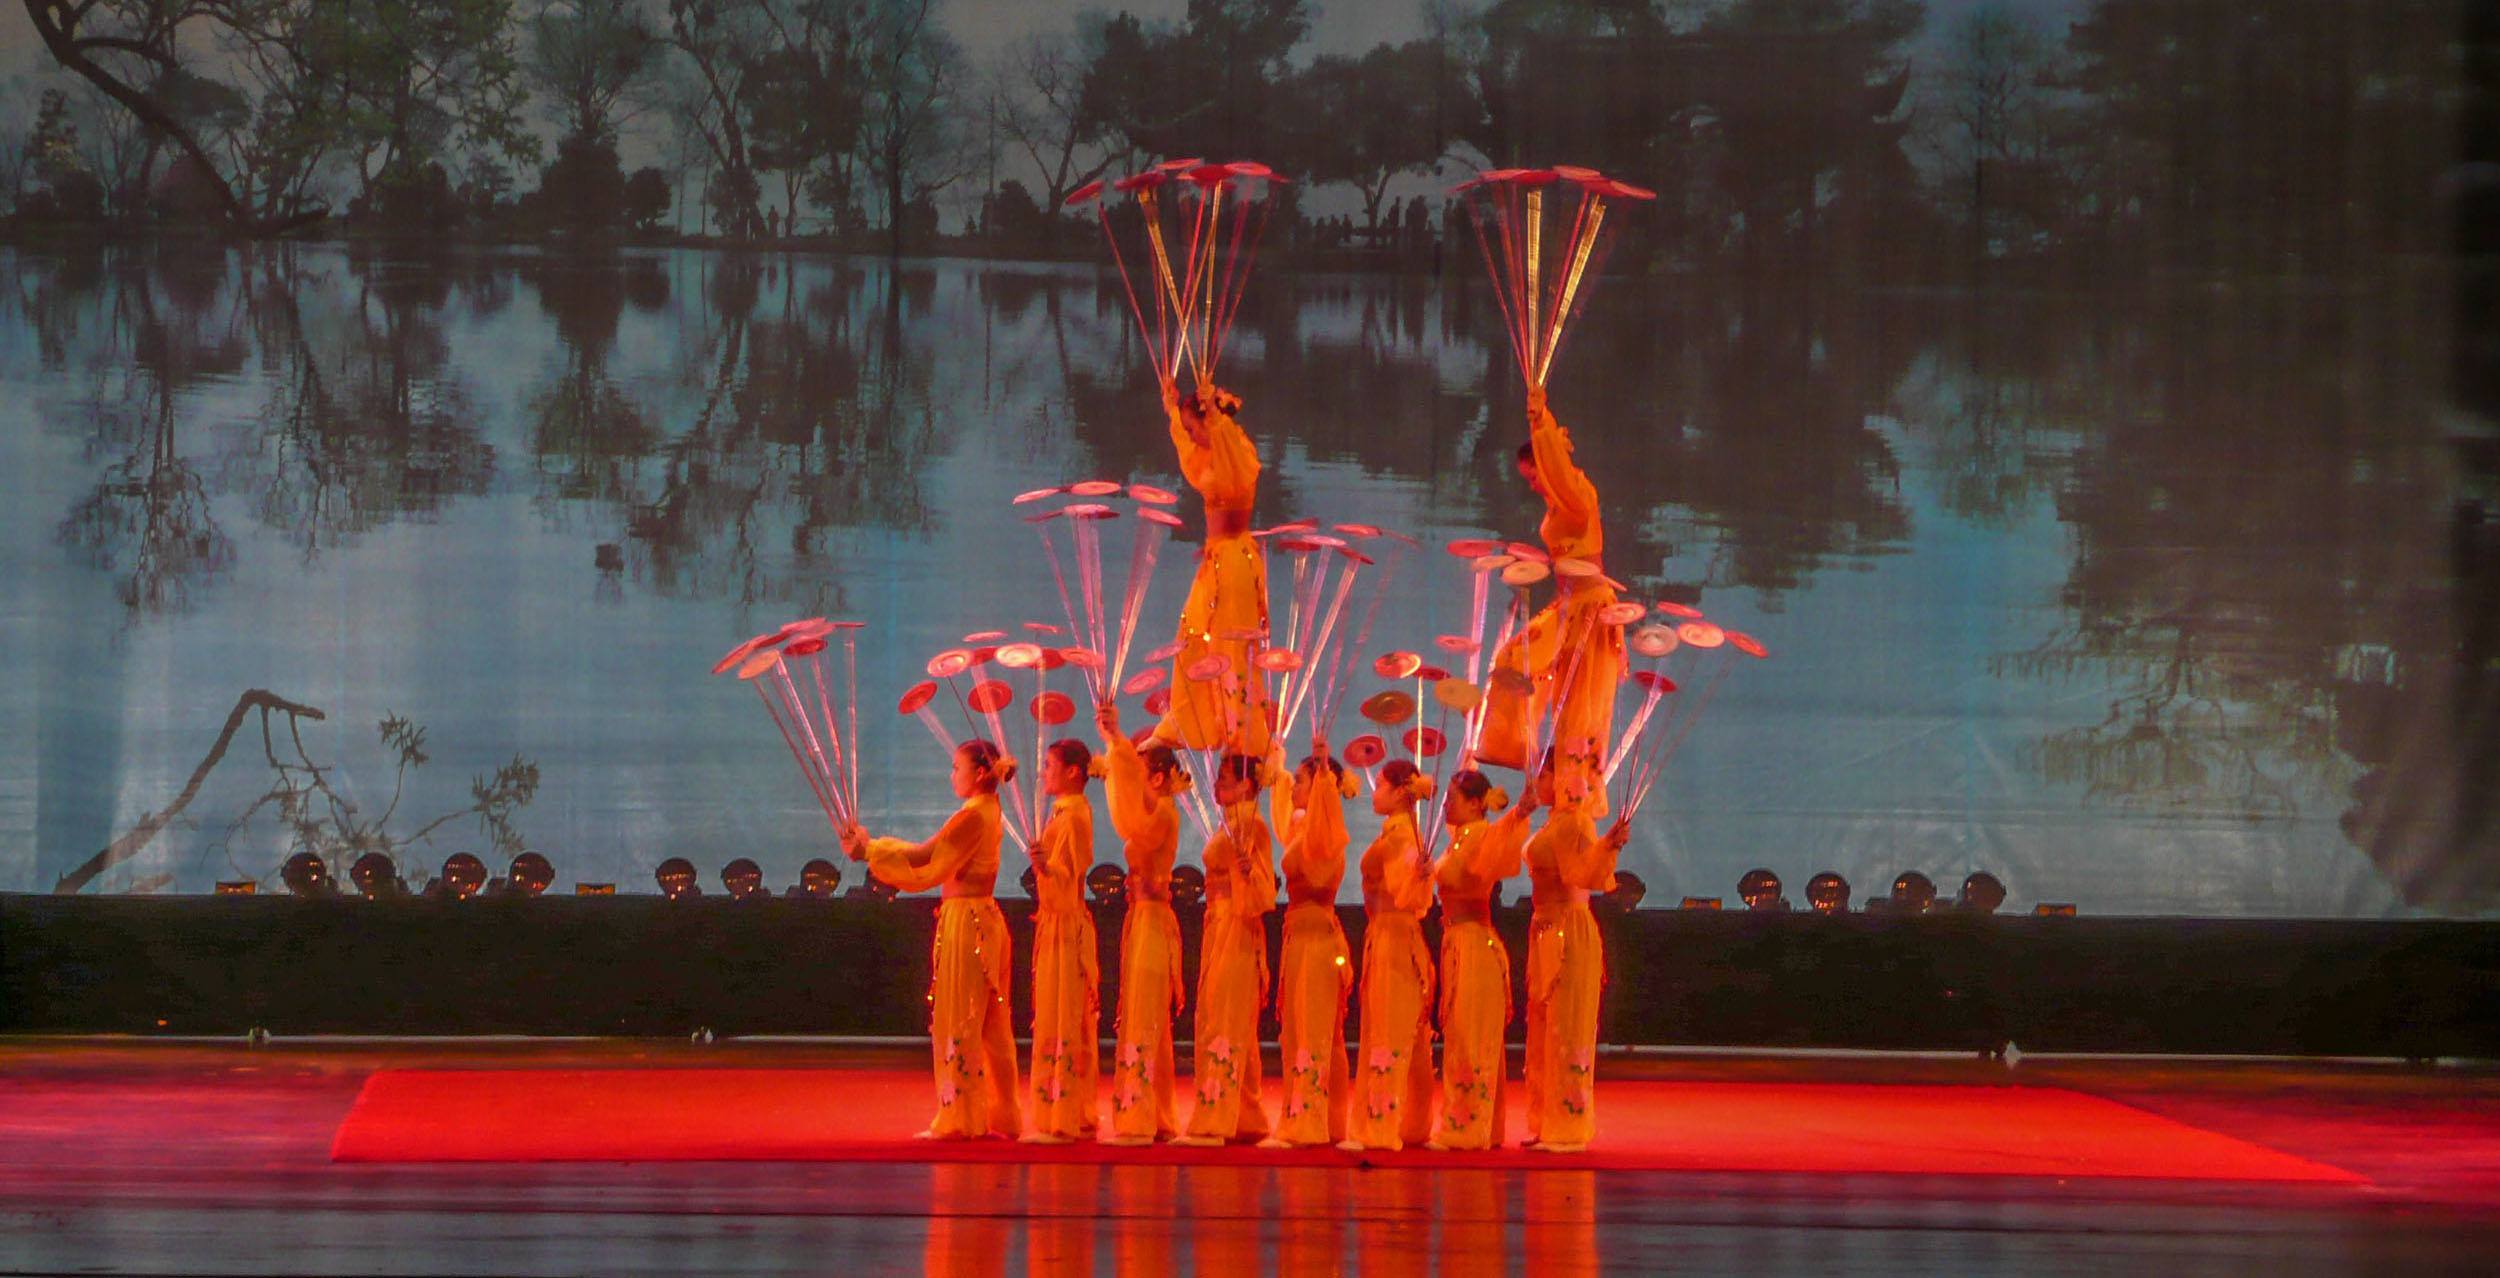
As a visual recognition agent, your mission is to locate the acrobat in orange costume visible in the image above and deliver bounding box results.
[1096,705,1187,1145]
[1479,388,1624,815]
[1342,761,1439,1151]
[1264,748,1352,1148]
[1522,787,1624,1153]
[1174,759,1277,1145]
[1153,385,1273,756]
[1024,751,1099,1143]
[846,744,1021,1140]
[1432,775,1532,1151]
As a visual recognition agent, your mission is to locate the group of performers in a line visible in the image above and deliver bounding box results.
[836,361,1636,1151]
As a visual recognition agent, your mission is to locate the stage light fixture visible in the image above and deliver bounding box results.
[504,852,554,897]
[723,857,767,901]
[2034,902,2077,917]
[1610,871,1648,911]
[1085,862,1128,907]
[1805,871,1850,914]
[1890,871,1937,914]
[1738,868,1787,911]
[281,852,336,899]
[1170,864,1207,909]
[349,853,404,900]
[575,882,617,896]
[1958,872,2007,915]
[1679,896,1722,910]
[215,880,257,896]
[788,858,841,899]
[654,856,702,900]
[431,853,487,900]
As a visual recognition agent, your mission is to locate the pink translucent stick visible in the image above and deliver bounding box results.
[753,680,842,831]
[1111,516,1172,692]
[805,654,854,825]
[1278,554,1360,741]
[772,661,845,825]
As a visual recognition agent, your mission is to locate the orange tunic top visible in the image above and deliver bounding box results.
[866,795,1004,897]
[1100,731,1179,901]
[1528,388,1602,568]
[1274,771,1350,906]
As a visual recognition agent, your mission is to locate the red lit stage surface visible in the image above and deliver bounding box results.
[7,1040,2500,1276]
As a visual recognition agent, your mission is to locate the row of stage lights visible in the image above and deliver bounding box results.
[243,853,2072,917]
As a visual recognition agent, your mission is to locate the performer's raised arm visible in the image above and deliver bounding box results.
[1525,387,1601,541]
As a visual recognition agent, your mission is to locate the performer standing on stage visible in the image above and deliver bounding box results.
[1481,388,1625,815]
[1152,383,1273,755]
[1095,702,1190,1145]
[1521,753,1629,1153]
[1341,760,1439,1152]
[1431,768,1534,1151]
[841,740,1022,1141]
[1263,739,1353,1149]
[1172,754,1278,1145]
[1024,738,1100,1144]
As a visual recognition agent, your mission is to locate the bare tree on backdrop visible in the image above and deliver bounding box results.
[1290,39,1461,236]
[54,691,539,894]
[1919,0,2070,263]
[856,0,971,255]
[986,20,1116,219]
[522,0,662,233]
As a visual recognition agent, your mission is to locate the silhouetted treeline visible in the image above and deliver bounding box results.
[0,0,2484,278]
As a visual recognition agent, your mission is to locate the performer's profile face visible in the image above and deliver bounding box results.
[1518,455,1545,497]
[950,753,984,798]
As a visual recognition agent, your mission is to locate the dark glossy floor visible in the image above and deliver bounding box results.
[5,1040,2498,1276]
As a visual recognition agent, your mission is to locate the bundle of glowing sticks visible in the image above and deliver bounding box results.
[1453,165,1657,390]
[1066,158,1288,397]
[891,627,1101,850]
[1012,480,1186,703]
[1603,606,1771,820]
[711,618,866,834]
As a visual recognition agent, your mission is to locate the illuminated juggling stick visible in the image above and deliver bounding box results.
[999,641,1054,837]
[1620,621,1765,818]
[1311,529,1417,736]
[1275,541,1369,743]
[962,674,1034,849]
[1112,494,1184,691]
[1063,502,1121,671]
[1343,734,1388,792]
[734,647,844,832]
[1067,160,1289,398]
[1452,166,1655,393]
[926,648,981,738]
[1605,622,1682,785]
[897,679,956,754]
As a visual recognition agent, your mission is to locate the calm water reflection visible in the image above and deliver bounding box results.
[0,244,2485,916]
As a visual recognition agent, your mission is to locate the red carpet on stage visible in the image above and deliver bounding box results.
[329,1068,2359,1183]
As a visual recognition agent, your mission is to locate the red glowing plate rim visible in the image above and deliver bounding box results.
[1433,678,1483,711]
[1128,484,1180,505]
[1069,479,1123,497]
[1632,670,1679,694]
[1332,522,1383,538]
[1471,553,1515,574]
[1144,640,1185,663]
[1012,486,1065,505]
[1344,736,1388,767]
[966,679,1015,714]
[1506,542,1551,563]
[1154,157,1204,173]
[1023,621,1064,635]
[1403,726,1449,757]
[1415,664,1451,682]
[897,681,939,714]
[969,646,1000,666]
[1023,509,1066,524]
[1060,647,1104,669]
[1138,508,1186,528]
[1554,557,1600,578]
[827,620,867,631]
[1030,691,1077,724]
[1064,503,1119,521]
[1372,651,1423,679]
[963,630,1008,643]
[995,642,1046,669]
[1434,634,1480,654]
[1255,649,1303,672]
[1336,546,1377,564]
[1063,180,1105,208]
[1598,601,1649,626]
[1656,601,1706,619]
[1360,690,1418,725]
[711,635,772,675]
[778,617,834,641]
[1676,622,1727,649]
[1447,537,1503,558]
[783,637,828,657]
[1120,667,1167,696]
[1217,627,1269,643]
[1143,687,1172,715]
[736,650,784,680]
[1038,648,1068,671]
[1727,630,1769,659]
[1185,654,1231,682]
[927,649,974,679]
[1113,170,1169,194]
[1277,536,1324,554]
[1501,561,1551,586]
[1551,164,1603,182]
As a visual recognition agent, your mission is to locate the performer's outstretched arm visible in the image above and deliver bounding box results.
[854,808,984,893]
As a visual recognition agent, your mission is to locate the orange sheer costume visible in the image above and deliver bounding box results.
[863,794,1021,1139]
[1100,730,1185,1143]
[1026,791,1099,1141]
[1182,801,1276,1142]
[1344,809,1437,1150]
[1433,807,1530,1150]
[1523,805,1616,1150]
[1479,389,1623,815]
[1153,386,1273,755]
[1268,765,1351,1146]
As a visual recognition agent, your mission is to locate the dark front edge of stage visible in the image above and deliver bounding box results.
[4,893,2496,1057]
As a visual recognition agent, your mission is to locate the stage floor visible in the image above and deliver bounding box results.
[5,1039,2500,1275]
